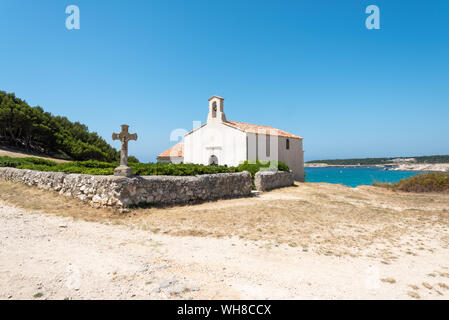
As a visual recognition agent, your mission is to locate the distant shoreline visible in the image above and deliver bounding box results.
[304,163,449,172]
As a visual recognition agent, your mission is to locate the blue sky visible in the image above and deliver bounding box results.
[1,0,448,162]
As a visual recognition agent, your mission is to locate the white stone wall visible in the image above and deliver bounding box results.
[184,122,247,167]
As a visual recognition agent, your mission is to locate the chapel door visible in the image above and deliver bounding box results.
[208,155,218,165]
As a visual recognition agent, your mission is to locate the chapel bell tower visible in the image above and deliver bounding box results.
[207,96,226,123]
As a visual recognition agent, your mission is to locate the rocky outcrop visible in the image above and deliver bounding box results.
[0,168,252,208]
[254,170,295,191]
[391,163,449,172]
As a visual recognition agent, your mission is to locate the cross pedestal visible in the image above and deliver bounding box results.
[113,165,134,177]
[112,124,138,177]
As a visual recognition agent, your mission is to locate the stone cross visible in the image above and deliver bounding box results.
[112,124,137,177]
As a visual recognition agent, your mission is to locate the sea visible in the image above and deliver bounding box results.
[305,167,422,188]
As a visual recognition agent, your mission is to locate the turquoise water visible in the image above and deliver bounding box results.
[305,167,422,187]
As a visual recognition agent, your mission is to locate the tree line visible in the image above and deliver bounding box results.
[0,90,120,162]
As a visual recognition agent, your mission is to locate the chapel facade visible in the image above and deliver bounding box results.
[158,96,305,181]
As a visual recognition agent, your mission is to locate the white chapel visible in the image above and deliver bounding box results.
[158,96,305,181]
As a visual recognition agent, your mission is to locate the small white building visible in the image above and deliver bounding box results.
[157,142,184,164]
[158,96,305,181]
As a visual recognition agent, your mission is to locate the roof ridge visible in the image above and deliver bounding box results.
[226,120,274,128]
[224,120,302,139]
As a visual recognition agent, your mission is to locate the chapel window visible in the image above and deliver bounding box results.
[266,134,270,156]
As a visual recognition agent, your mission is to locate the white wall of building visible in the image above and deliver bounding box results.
[184,96,247,167]
[246,133,304,182]
[184,95,305,181]
[277,136,305,182]
[157,156,183,164]
[184,122,247,167]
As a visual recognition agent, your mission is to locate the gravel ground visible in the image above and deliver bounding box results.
[1,200,449,300]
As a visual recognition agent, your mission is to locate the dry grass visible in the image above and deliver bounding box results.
[422,282,433,290]
[381,278,396,284]
[0,182,121,222]
[1,180,449,260]
[375,172,449,193]
[407,291,421,299]
[438,283,449,290]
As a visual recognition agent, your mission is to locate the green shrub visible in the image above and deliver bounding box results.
[237,160,290,179]
[277,161,290,172]
[0,156,58,168]
[0,157,24,168]
[71,160,116,169]
[130,162,237,176]
[0,156,290,178]
[128,156,140,164]
[375,172,449,193]
[0,156,237,176]
[22,157,57,166]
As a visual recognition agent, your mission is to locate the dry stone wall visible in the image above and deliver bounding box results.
[0,168,252,208]
[254,170,295,191]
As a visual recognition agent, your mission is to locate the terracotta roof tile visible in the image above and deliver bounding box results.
[158,142,184,158]
[224,120,303,139]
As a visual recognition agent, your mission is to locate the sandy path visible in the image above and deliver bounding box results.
[0,148,68,163]
[1,201,448,300]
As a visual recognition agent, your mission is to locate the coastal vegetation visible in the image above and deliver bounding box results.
[0,90,121,162]
[0,156,290,177]
[375,172,449,193]
[0,156,236,176]
[237,160,290,178]
[307,155,449,165]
